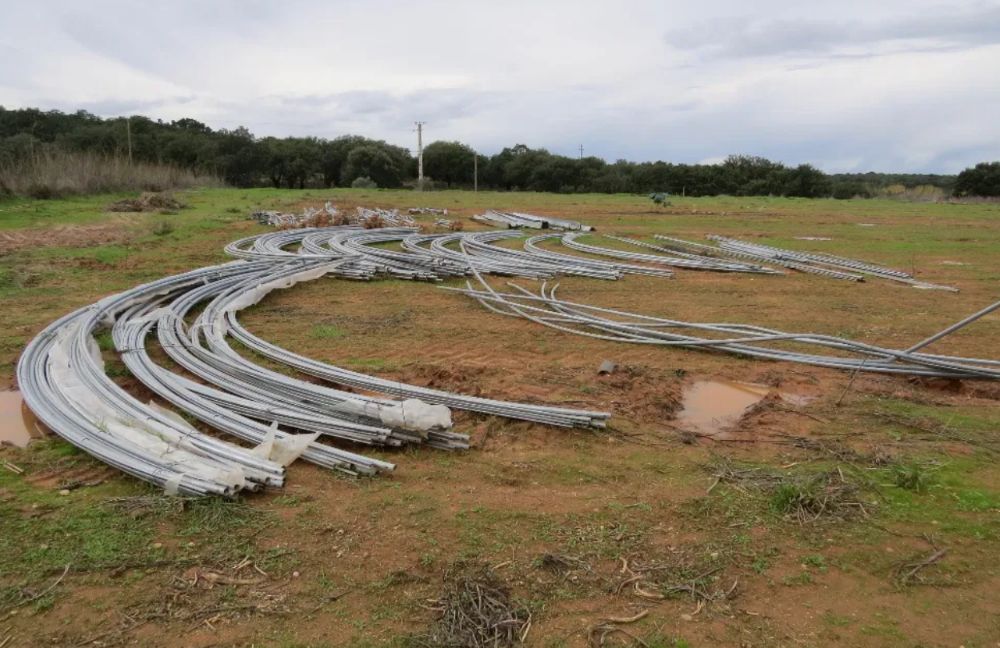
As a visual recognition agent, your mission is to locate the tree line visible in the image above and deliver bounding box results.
[2,106,996,197]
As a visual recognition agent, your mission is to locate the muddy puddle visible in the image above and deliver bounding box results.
[0,391,48,448]
[675,381,809,437]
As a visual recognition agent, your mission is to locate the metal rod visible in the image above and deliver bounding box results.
[905,299,1000,353]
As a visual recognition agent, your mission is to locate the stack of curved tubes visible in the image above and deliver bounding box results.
[705,235,958,291]
[652,235,866,281]
[20,223,983,497]
[561,232,782,274]
[708,235,910,278]
[20,227,638,496]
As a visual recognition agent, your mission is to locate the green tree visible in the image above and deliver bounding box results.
[721,155,785,195]
[529,156,581,192]
[954,161,1000,197]
[422,141,475,187]
[342,145,402,188]
[782,164,832,198]
[319,135,366,187]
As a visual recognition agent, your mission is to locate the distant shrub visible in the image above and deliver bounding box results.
[831,182,871,200]
[351,176,378,189]
[649,192,671,206]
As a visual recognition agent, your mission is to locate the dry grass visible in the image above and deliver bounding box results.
[413,562,530,648]
[0,149,219,198]
[107,192,186,213]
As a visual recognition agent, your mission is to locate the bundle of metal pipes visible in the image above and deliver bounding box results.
[17,226,622,496]
[562,233,783,274]
[408,207,448,216]
[224,228,781,281]
[653,235,866,281]
[445,275,1000,380]
[653,234,958,290]
[472,210,593,231]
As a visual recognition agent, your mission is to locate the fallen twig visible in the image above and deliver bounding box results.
[896,548,947,586]
[604,609,648,624]
[305,589,351,615]
[6,564,70,611]
[1,460,23,475]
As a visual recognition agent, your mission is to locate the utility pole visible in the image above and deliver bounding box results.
[414,121,426,190]
[578,144,584,159]
[126,117,133,166]
[473,153,478,193]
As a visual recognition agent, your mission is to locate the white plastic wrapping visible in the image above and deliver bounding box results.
[222,264,338,316]
[331,396,452,432]
[364,398,453,432]
[269,431,320,466]
[251,423,318,467]
[46,323,248,494]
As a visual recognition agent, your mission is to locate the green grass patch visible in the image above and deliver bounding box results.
[311,324,346,339]
[877,456,1000,540]
[0,483,156,584]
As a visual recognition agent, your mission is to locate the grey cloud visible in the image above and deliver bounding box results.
[192,87,507,149]
[2,0,998,173]
[64,96,199,116]
[274,87,503,127]
[667,4,1000,58]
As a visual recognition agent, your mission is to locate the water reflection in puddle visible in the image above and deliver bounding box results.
[0,391,47,448]
[676,381,768,435]
[676,381,810,437]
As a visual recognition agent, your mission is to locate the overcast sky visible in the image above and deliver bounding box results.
[2,0,999,173]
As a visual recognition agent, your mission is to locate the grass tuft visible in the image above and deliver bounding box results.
[891,462,936,493]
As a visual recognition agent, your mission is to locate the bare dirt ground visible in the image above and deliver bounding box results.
[1,189,999,647]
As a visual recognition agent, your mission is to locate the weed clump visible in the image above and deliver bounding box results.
[411,562,529,648]
[891,462,936,493]
[769,472,865,522]
[707,457,870,523]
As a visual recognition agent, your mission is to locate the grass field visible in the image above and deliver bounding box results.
[1,188,999,647]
